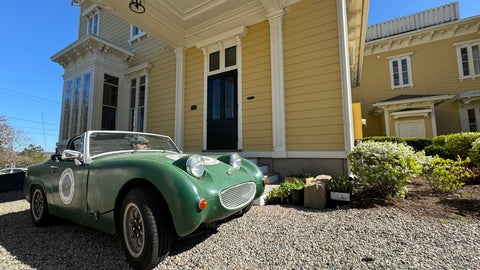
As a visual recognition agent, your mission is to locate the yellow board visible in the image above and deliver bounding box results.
[352,103,363,140]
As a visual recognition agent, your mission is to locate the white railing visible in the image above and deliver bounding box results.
[366,1,459,41]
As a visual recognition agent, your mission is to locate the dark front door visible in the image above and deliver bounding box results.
[207,70,238,150]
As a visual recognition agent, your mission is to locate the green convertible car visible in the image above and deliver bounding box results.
[24,130,266,269]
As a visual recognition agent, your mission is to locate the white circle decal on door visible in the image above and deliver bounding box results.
[59,168,75,205]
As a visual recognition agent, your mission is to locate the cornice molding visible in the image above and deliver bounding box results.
[365,15,480,56]
[51,34,134,68]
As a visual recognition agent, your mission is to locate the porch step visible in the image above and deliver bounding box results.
[247,158,280,206]
[253,183,280,206]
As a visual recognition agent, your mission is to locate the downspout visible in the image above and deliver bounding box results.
[337,0,355,157]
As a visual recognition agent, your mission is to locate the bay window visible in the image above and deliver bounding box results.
[61,72,91,140]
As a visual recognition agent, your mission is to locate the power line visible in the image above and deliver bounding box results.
[0,87,61,105]
[8,116,59,127]
[13,124,58,133]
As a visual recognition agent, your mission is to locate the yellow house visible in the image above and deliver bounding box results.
[353,2,480,138]
[52,0,369,177]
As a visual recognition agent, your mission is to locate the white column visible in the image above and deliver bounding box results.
[384,109,390,136]
[268,9,287,158]
[337,0,354,153]
[174,47,185,151]
[430,105,438,137]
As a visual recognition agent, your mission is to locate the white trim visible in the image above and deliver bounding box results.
[195,26,248,50]
[188,151,347,159]
[81,4,99,17]
[236,36,244,150]
[374,95,452,107]
[268,9,287,158]
[454,38,480,81]
[384,109,390,136]
[174,47,185,151]
[126,62,153,76]
[128,25,149,45]
[452,38,480,47]
[337,0,354,155]
[388,52,414,89]
[431,106,438,137]
[386,51,414,60]
[364,15,480,56]
[198,29,245,151]
[391,109,432,119]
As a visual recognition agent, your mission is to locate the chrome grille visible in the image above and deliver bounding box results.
[219,182,256,210]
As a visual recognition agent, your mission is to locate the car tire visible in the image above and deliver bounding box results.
[120,187,173,270]
[30,186,50,226]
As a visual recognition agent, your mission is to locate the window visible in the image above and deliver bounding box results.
[102,74,119,130]
[61,72,91,140]
[460,103,480,132]
[87,13,99,35]
[128,25,148,45]
[455,39,480,80]
[208,46,237,74]
[387,52,414,89]
[129,75,147,132]
[468,109,477,131]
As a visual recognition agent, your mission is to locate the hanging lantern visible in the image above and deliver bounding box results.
[129,0,145,14]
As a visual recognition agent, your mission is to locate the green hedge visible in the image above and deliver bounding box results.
[424,132,480,160]
[362,136,432,152]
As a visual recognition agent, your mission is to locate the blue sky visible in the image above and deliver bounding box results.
[0,0,479,153]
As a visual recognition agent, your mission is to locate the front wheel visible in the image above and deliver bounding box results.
[30,186,50,226]
[120,187,173,270]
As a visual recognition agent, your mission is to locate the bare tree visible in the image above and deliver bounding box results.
[0,115,30,168]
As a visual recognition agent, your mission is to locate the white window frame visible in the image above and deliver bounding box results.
[459,102,480,132]
[387,52,414,90]
[454,38,480,81]
[60,70,93,140]
[128,74,148,132]
[82,5,100,36]
[128,25,149,45]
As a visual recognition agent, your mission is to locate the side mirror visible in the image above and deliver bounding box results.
[62,150,83,166]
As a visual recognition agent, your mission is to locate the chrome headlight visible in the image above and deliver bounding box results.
[230,153,242,170]
[187,154,205,178]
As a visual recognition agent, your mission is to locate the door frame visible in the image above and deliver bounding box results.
[202,68,243,151]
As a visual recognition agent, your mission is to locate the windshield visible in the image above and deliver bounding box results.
[88,131,180,158]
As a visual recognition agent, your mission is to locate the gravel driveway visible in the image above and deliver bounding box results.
[1,191,479,270]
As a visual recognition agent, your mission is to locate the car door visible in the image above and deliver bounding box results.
[49,137,87,218]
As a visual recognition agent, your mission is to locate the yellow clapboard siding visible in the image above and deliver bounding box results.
[242,20,273,151]
[184,47,204,152]
[283,0,343,151]
[352,32,480,137]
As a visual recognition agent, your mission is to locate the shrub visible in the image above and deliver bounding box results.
[362,136,404,144]
[267,179,305,203]
[348,141,422,199]
[424,144,452,160]
[403,137,432,152]
[422,156,470,193]
[326,177,353,193]
[363,136,432,152]
[469,138,480,167]
[444,132,480,160]
[432,135,447,146]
